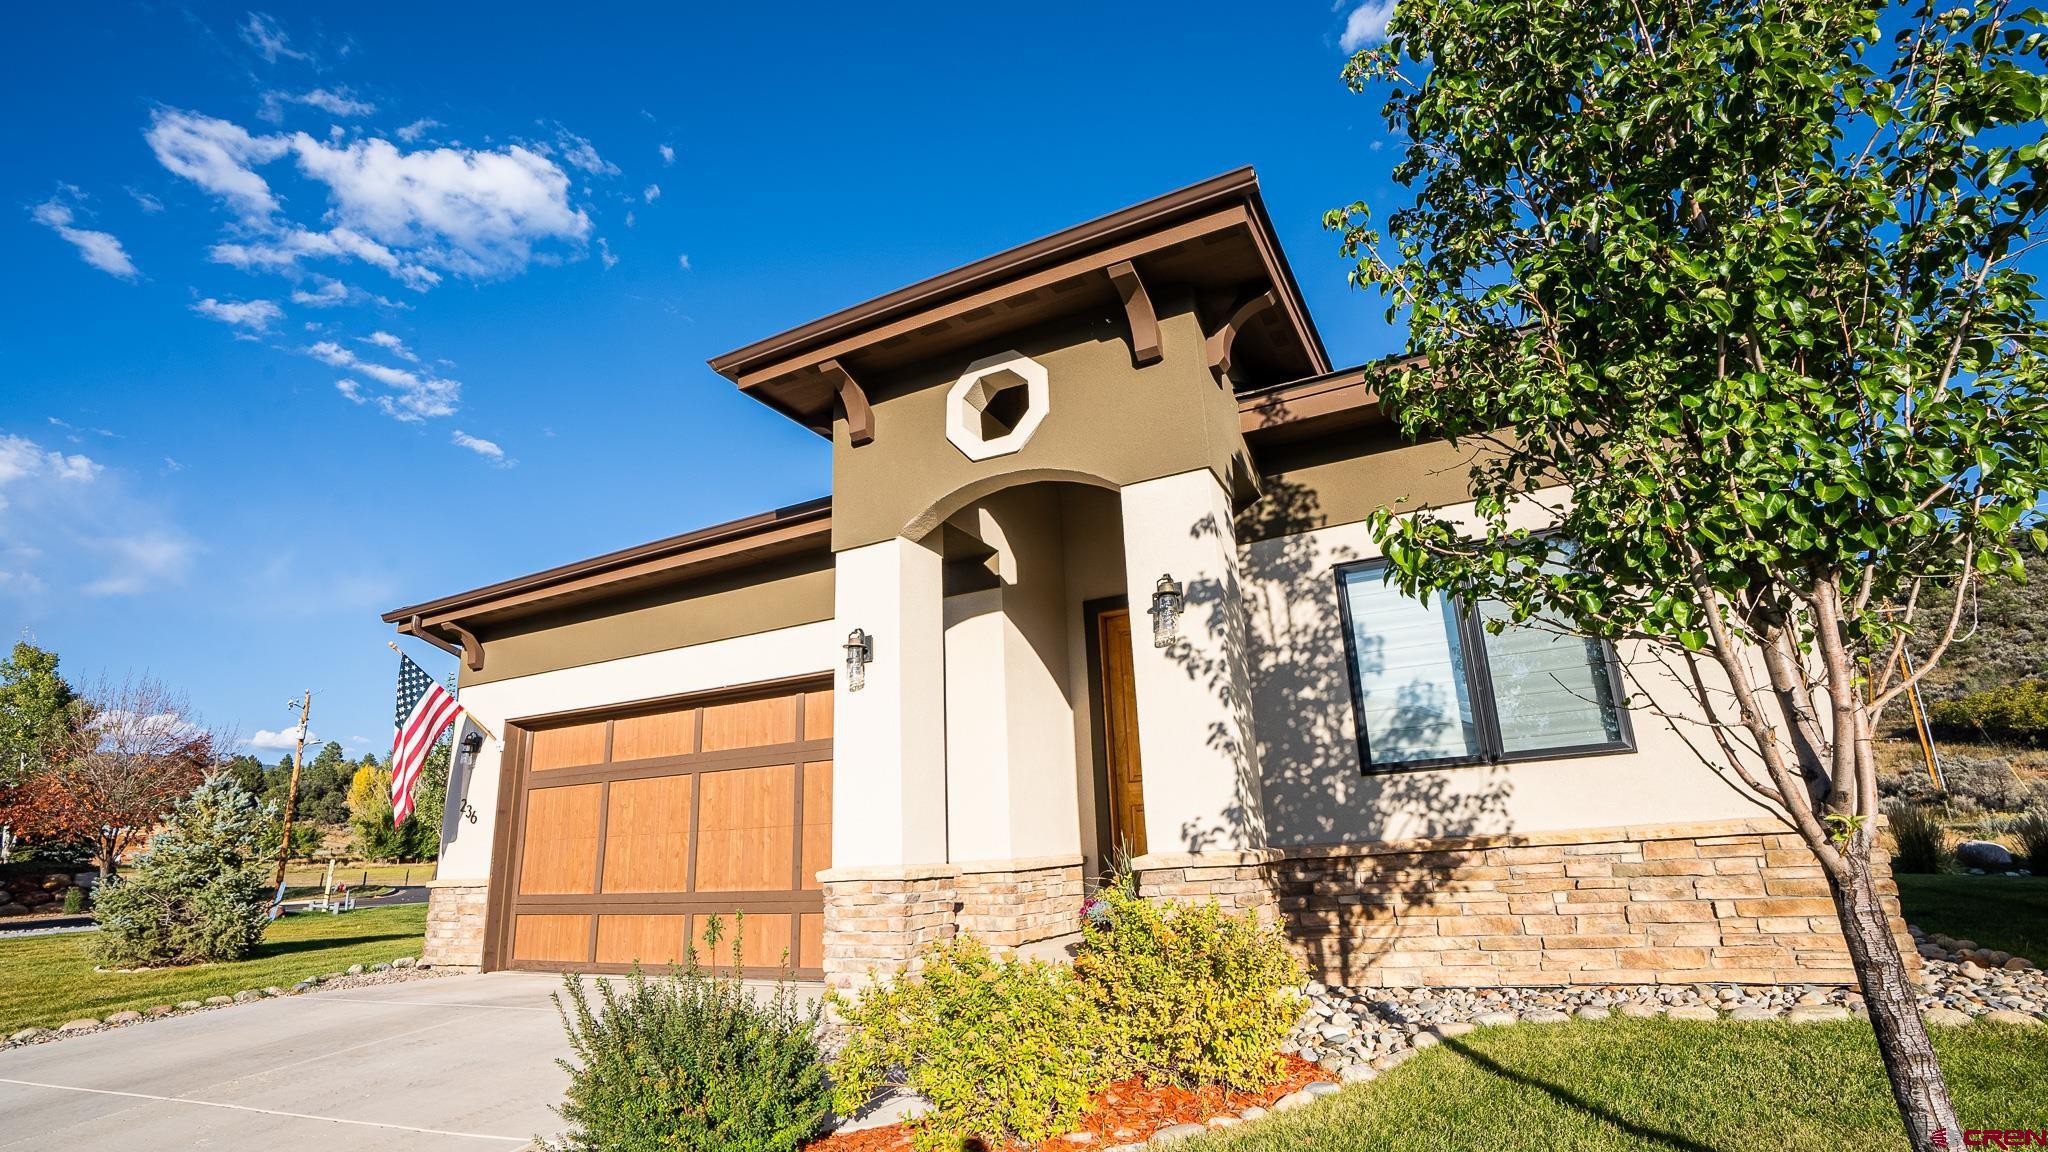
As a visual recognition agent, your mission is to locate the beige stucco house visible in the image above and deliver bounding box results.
[384,169,1902,992]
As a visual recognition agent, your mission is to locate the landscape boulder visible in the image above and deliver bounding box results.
[1956,840,2016,870]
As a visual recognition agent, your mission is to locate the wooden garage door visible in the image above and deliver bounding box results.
[493,680,833,977]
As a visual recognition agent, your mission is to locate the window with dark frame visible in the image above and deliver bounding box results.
[1335,558,1633,772]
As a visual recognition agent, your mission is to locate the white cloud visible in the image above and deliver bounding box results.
[247,725,314,751]
[290,276,349,306]
[395,118,440,143]
[1339,0,1396,50]
[598,237,618,268]
[624,210,635,228]
[260,87,377,123]
[305,340,460,420]
[552,128,618,176]
[361,330,419,361]
[151,108,590,287]
[191,297,283,330]
[241,12,310,63]
[31,199,140,280]
[643,183,660,203]
[146,108,290,221]
[658,144,674,165]
[451,429,511,466]
[0,431,194,602]
[128,188,165,213]
[677,253,691,271]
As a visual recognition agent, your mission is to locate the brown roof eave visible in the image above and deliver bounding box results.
[380,496,832,629]
[707,167,1330,388]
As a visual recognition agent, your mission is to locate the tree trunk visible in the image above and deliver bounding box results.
[1830,841,1957,1149]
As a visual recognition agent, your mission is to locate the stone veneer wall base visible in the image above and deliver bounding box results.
[1136,819,1914,989]
[421,880,488,971]
[819,856,1084,992]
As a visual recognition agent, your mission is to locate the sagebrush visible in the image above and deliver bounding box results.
[830,937,1105,1151]
[1886,803,1950,875]
[543,954,828,1152]
[2014,811,2048,874]
[91,774,273,967]
[1072,880,1303,1091]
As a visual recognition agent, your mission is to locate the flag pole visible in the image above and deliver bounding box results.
[388,640,497,741]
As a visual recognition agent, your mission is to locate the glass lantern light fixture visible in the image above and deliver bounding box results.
[1149,573,1184,648]
[844,627,874,691]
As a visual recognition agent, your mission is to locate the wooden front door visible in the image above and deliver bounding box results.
[490,679,832,977]
[1096,607,1148,859]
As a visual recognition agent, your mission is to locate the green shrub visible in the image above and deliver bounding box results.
[1072,879,1304,1091]
[92,774,273,967]
[1930,681,2048,745]
[2015,810,2048,873]
[61,886,85,914]
[543,949,828,1152]
[830,937,1106,1151]
[1886,802,1950,874]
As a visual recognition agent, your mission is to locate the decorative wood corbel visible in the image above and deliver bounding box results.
[1205,289,1278,379]
[406,614,483,673]
[1107,260,1161,367]
[819,358,873,446]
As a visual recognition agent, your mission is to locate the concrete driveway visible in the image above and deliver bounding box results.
[0,972,575,1151]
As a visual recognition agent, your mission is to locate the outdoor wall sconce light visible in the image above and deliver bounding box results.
[1149,573,1185,648]
[456,730,484,824]
[845,627,874,692]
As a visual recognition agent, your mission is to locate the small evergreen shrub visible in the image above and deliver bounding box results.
[543,950,828,1152]
[92,774,274,967]
[61,886,85,914]
[2014,810,2048,873]
[1885,802,1950,874]
[1073,879,1304,1091]
[830,937,1106,1151]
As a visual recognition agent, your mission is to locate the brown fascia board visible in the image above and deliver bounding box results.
[380,496,832,631]
[707,167,1331,400]
[1237,352,1427,443]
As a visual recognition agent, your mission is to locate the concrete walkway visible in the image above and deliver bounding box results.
[0,972,576,1151]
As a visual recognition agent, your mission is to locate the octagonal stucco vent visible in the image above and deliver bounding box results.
[946,350,1049,462]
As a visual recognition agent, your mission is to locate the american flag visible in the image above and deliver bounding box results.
[391,652,463,824]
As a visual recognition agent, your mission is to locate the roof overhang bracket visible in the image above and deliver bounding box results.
[819,358,873,446]
[1206,290,1278,380]
[405,614,483,673]
[1107,260,1161,367]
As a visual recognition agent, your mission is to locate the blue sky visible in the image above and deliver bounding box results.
[2,2,1404,758]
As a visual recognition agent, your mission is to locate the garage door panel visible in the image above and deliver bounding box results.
[802,760,832,890]
[689,911,794,970]
[702,695,797,752]
[613,708,696,762]
[695,764,795,892]
[514,914,591,964]
[602,775,692,893]
[595,914,688,965]
[531,722,607,772]
[519,783,602,895]
[503,681,826,976]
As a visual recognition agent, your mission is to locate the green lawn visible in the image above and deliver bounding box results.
[1189,1019,2048,1152]
[0,903,427,1032]
[1895,873,2048,960]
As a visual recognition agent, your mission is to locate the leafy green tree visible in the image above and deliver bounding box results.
[92,774,275,966]
[1332,0,2047,1142]
[0,641,78,787]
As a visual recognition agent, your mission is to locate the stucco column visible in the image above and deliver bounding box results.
[831,535,948,868]
[1118,468,1269,854]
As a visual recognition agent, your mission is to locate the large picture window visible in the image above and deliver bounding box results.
[1335,559,1632,771]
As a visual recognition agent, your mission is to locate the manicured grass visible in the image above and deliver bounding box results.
[282,863,432,888]
[0,904,427,1032]
[1896,873,2048,960]
[1188,1019,2048,1152]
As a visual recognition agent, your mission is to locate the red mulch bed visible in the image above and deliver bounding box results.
[806,1055,1323,1152]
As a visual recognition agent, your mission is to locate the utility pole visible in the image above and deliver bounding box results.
[272,690,313,890]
